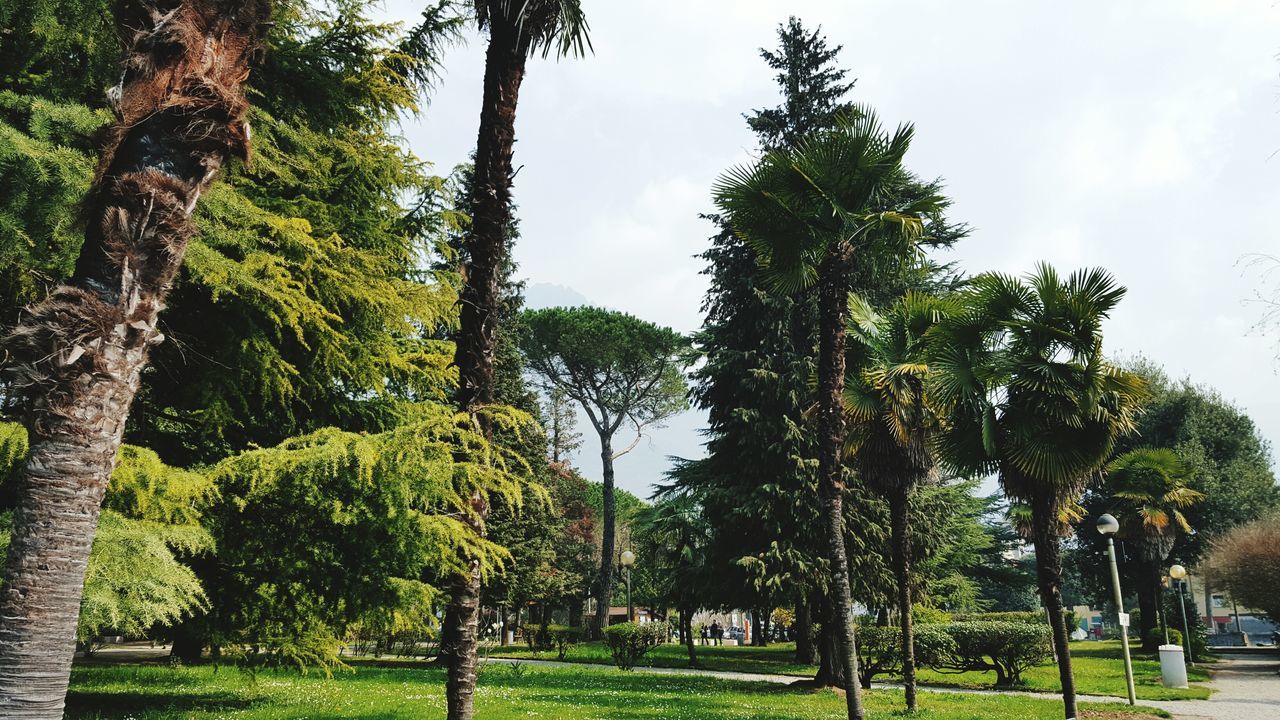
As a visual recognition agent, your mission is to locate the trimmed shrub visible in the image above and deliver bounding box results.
[856,624,957,688]
[604,622,669,671]
[938,621,1053,686]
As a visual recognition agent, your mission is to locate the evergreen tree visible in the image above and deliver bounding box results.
[685,17,966,686]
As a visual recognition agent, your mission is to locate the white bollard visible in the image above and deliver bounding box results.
[1159,643,1189,688]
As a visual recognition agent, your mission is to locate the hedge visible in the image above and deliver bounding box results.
[856,624,956,688]
[522,624,581,660]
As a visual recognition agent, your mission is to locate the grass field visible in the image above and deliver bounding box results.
[487,639,1211,700]
[66,661,1171,719]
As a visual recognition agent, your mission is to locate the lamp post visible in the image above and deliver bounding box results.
[1169,564,1194,665]
[621,550,636,623]
[1097,513,1137,705]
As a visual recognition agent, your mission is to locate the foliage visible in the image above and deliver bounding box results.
[744,17,857,153]
[603,622,670,671]
[522,624,581,660]
[936,621,1053,686]
[1118,360,1279,564]
[1209,515,1280,622]
[198,405,534,670]
[0,1,465,465]
[519,306,688,441]
[855,624,956,688]
[0,425,213,644]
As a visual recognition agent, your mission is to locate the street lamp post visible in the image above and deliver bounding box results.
[1097,513,1137,706]
[1169,564,1195,665]
[621,550,636,623]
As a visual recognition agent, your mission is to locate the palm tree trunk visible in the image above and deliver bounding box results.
[815,264,864,720]
[444,20,526,720]
[1029,493,1077,720]
[890,485,918,711]
[1137,560,1161,651]
[0,2,267,716]
[593,432,616,638]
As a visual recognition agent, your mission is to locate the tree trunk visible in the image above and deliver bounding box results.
[0,2,267,716]
[794,600,816,664]
[593,432,616,638]
[815,599,849,688]
[1137,558,1161,651]
[752,609,764,646]
[444,20,527,720]
[682,604,698,668]
[815,263,864,720]
[1029,493,1078,720]
[890,486,918,711]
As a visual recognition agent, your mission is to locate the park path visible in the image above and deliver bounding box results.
[1144,653,1280,720]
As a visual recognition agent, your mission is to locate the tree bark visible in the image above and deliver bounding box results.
[681,604,698,668]
[890,486,918,711]
[1030,493,1078,720]
[794,599,816,665]
[815,598,849,688]
[815,264,864,720]
[0,2,267,716]
[444,19,527,720]
[593,432,616,638]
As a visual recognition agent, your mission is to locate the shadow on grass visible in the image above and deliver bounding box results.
[66,690,263,717]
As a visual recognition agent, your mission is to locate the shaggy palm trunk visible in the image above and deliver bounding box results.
[889,486,918,711]
[0,2,267,716]
[815,599,850,688]
[1029,493,1078,720]
[444,20,526,720]
[815,262,864,720]
[592,432,616,638]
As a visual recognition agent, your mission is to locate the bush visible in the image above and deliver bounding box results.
[603,622,669,671]
[856,624,957,688]
[1146,627,1182,648]
[521,624,580,660]
[937,621,1053,686]
[912,605,952,625]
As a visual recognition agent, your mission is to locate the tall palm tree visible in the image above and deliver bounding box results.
[843,291,952,712]
[444,4,588,719]
[1102,448,1202,650]
[714,108,941,720]
[0,1,270,716]
[931,265,1146,720]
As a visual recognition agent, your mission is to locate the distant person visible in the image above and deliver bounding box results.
[710,621,722,646]
[700,626,708,645]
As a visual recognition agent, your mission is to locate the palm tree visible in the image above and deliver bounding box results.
[1102,448,1202,650]
[843,291,952,711]
[0,2,270,717]
[931,265,1146,720]
[443,4,589,719]
[714,108,941,720]
[634,487,709,668]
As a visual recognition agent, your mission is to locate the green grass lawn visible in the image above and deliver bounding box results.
[487,639,1209,700]
[66,661,1170,719]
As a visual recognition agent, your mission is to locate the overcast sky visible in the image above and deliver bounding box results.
[380,0,1280,499]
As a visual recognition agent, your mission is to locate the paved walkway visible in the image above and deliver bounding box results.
[1147,653,1280,720]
